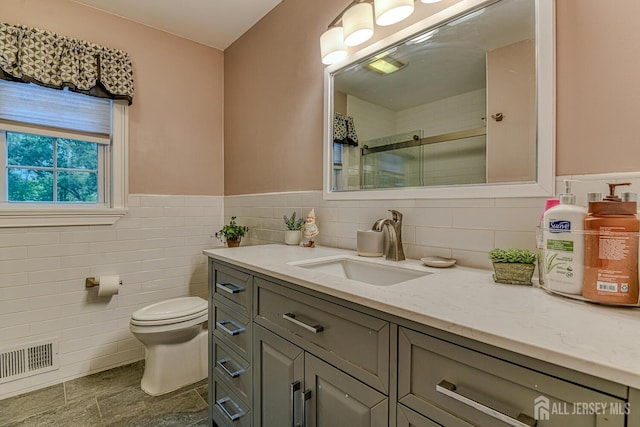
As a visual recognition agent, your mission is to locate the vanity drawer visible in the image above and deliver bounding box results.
[398,327,626,427]
[213,262,252,318]
[254,277,390,393]
[213,339,251,406]
[397,403,472,427]
[213,303,251,362]
[212,379,251,427]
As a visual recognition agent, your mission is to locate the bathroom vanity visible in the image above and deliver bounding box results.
[206,245,640,427]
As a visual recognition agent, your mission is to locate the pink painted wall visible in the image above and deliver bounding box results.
[5,0,637,197]
[556,0,640,176]
[225,0,640,195]
[3,0,224,196]
[223,0,460,195]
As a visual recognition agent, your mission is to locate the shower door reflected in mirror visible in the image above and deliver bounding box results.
[327,0,550,198]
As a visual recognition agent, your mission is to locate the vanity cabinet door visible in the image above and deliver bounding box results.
[255,277,390,394]
[304,353,388,427]
[398,327,626,427]
[253,324,304,427]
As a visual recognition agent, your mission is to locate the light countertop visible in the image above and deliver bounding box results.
[204,244,640,389]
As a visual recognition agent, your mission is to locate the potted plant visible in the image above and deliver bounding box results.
[489,248,537,285]
[215,216,249,247]
[283,211,304,245]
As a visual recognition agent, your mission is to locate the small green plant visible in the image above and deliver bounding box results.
[488,248,536,264]
[283,211,304,231]
[216,216,249,243]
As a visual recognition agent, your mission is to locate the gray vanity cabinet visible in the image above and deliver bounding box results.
[398,327,627,427]
[253,276,390,427]
[208,257,633,427]
[253,324,388,427]
[210,261,253,427]
[253,324,304,426]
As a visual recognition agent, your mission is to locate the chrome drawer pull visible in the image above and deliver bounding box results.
[216,357,245,379]
[302,388,312,427]
[216,281,244,294]
[436,380,536,427]
[283,312,324,333]
[291,380,301,427]
[216,396,246,421]
[216,319,246,336]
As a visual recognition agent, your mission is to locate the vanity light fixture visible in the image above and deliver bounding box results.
[374,0,415,26]
[343,2,374,46]
[320,0,443,65]
[321,27,348,64]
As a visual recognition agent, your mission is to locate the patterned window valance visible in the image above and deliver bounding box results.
[0,23,134,105]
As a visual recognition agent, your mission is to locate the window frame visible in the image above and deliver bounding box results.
[0,102,128,227]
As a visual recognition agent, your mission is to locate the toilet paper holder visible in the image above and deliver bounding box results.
[85,276,123,288]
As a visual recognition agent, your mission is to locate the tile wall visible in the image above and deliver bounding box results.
[2,172,638,400]
[226,173,640,270]
[0,194,224,399]
[225,191,542,269]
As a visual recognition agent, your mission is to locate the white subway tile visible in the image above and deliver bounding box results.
[416,227,494,252]
[0,246,28,260]
[27,243,90,258]
[0,232,60,248]
[28,267,90,285]
[0,272,28,288]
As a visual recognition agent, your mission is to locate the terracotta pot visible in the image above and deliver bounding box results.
[227,239,241,248]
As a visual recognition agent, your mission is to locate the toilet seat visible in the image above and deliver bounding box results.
[131,297,208,326]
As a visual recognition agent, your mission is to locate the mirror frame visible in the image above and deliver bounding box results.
[323,0,555,200]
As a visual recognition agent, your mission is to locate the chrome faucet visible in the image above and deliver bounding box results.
[372,210,405,261]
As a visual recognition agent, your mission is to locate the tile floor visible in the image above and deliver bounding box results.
[0,361,209,426]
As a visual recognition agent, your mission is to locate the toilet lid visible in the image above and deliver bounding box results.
[131,297,207,322]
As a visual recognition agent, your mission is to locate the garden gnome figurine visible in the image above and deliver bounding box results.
[303,209,319,247]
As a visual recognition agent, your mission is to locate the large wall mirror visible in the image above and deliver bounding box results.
[323,0,555,199]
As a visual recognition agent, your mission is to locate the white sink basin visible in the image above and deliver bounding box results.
[289,256,430,286]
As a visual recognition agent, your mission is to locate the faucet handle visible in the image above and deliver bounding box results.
[389,209,403,222]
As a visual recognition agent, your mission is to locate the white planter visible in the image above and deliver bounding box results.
[284,230,302,246]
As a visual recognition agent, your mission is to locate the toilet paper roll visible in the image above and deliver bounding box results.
[98,275,120,297]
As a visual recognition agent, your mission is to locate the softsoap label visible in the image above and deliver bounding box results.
[549,220,571,233]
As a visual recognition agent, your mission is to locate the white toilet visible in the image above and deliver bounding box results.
[130,296,208,396]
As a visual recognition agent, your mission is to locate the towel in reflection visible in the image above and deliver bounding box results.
[333,112,359,146]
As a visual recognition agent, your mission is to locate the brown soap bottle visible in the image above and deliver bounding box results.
[583,183,640,305]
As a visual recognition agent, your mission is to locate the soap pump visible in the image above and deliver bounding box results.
[583,182,640,305]
[542,179,587,294]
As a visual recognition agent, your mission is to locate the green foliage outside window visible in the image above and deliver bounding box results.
[6,132,99,202]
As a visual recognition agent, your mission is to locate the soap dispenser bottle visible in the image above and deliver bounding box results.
[583,183,640,305]
[542,180,587,294]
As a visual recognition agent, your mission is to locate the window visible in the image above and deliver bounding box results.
[0,79,128,227]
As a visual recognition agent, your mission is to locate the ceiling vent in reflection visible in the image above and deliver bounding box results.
[366,52,406,75]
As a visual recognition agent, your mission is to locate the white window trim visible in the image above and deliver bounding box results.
[0,102,129,227]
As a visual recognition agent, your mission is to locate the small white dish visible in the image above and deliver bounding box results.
[421,256,456,268]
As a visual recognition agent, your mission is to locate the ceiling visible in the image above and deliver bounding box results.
[333,0,534,111]
[71,0,283,50]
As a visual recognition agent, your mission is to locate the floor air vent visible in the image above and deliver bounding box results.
[0,338,59,384]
